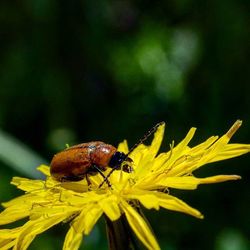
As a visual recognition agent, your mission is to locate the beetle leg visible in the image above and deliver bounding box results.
[90,165,112,188]
[85,174,91,186]
[99,165,120,188]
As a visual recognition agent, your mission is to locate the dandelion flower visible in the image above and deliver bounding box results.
[0,120,249,250]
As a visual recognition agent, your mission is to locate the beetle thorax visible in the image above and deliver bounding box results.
[90,143,117,169]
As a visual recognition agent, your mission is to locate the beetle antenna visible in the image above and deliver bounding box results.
[125,121,165,158]
[99,121,165,188]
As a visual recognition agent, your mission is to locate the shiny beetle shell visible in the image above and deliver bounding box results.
[50,141,130,182]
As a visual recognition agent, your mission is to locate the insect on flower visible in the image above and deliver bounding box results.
[0,120,249,250]
[50,122,164,187]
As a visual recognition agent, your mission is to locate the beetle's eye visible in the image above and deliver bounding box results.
[109,152,126,168]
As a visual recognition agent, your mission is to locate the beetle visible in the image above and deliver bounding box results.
[50,121,164,187]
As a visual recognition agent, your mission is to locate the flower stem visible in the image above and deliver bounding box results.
[105,214,140,250]
[105,202,156,250]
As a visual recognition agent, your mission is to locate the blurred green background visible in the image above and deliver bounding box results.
[0,1,249,249]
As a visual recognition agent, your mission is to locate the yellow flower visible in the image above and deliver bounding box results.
[0,120,249,250]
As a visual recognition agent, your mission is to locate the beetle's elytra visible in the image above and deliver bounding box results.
[50,141,132,182]
[50,122,164,186]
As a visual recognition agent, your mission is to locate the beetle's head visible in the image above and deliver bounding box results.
[109,151,133,173]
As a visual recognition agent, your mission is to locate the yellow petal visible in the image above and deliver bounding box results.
[29,205,78,221]
[15,215,68,250]
[0,227,22,239]
[37,164,51,176]
[0,238,16,249]
[0,229,18,249]
[142,175,241,190]
[226,120,242,139]
[157,128,196,176]
[209,143,250,162]
[2,193,34,208]
[126,190,203,219]
[99,195,121,221]
[0,205,30,225]
[172,127,196,157]
[147,122,165,159]
[188,136,219,154]
[63,226,83,250]
[130,123,165,178]
[197,175,241,184]
[152,121,250,177]
[191,120,244,166]
[156,192,203,218]
[73,204,103,235]
[117,140,129,153]
[11,177,46,192]
[0,193,51,225]
[121,200,160,250]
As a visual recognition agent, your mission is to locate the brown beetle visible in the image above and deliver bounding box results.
[50,141,132,185]
[50,122,164,187]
